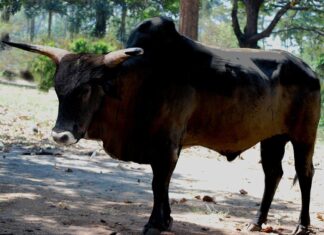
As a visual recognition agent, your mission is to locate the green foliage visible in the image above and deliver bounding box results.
[199,21,238,48]
[69,38,117,54]
[199,4,237,48]
[91,41,109,54]
[31,55,55,91]
[315,54,324,79]
[0,0,21,12]
[69,38,90,53]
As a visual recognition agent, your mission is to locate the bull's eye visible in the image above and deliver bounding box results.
[79,85,91,101]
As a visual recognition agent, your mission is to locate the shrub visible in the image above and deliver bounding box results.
[91,41,109,54]
[31,55,56,91]
[69,38,116,54]
[69,38,91,53]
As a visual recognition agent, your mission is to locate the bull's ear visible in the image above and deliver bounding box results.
[103,47,144,68]
[1,40,70,65]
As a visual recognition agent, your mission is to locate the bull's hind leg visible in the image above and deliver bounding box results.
[248,135,288,231]
[292,140,316,235]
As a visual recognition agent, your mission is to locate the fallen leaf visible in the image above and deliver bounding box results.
[170,199,178,205]
[195,195,201,200]
[202,195,216,203]
[100,219,106,223]
[179,198,187,203]
[62,220,72,225]
[239,189,248,195]
[274,227,292,234]
[58,202,69,210]
[18,115,30,120]
[317,213,324,221]
[261,226,273,233]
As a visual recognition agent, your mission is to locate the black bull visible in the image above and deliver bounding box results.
[3,17,321,234]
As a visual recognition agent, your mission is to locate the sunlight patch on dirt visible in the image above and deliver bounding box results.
[22,215,57,224]
[0,192,41,202]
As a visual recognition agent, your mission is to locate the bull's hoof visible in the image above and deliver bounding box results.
[293,225,316,235]
[142,217,173,235]
[246,223,262,232]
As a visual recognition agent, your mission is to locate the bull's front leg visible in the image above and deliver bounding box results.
[143,147,179,234]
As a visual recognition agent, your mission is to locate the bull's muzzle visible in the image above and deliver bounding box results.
[51,130,77,145]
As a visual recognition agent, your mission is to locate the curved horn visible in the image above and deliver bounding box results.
[2,41,70,64]
[103,47,144,68]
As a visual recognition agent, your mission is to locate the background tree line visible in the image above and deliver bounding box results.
[0,0,323,86]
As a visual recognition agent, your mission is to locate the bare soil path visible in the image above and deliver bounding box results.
[1,84,324,235]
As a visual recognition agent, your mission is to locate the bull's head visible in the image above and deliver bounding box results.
[2,41,143,145]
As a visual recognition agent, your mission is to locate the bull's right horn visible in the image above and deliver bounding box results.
[103,47,144,68]
[2,40,70,64]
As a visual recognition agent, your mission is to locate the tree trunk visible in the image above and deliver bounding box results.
[0,33,10,50]
[119,3,127,43]
[1,6,11,22]
[232,0,295,49]
[0,6,10,51]
[244,1,262,37]
[179,0,199,40]
[93,7,107,38]
[48,10,52,38]
[238,38,259,48]
[239,0,263,48]
[30,17,35,42]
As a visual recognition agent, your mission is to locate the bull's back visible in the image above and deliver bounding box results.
[183,48,321,154]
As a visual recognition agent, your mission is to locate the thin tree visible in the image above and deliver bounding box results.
[92,0,111,38]
[179,0,199,40]
[231,0,301,48]
[41,0,65,39]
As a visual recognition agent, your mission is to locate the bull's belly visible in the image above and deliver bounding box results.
[183,114,287,160]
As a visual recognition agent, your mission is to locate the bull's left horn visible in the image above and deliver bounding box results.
[1,41,70,64]
[103,47,144,68]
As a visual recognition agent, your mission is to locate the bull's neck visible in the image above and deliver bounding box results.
[87,71,143,160]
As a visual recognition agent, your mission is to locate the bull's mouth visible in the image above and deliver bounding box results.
[51,130,80,146]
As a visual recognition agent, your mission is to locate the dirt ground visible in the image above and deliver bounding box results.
[1,83,324,235]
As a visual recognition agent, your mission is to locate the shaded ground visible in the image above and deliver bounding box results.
[1,84,324,235]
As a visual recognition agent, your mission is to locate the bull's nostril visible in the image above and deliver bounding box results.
[52,132,69,143]
[60,134,69,143]
[52,131,77,145]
